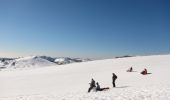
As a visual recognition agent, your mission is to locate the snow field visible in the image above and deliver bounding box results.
[0,55,170,100]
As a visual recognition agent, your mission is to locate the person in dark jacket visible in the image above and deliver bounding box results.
[112,73,117,87]
[88,78,96,92]
[96,82,109,92]
[141,68,147,75]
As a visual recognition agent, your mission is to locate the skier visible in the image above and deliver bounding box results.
[96,82,109,91]
[112,73,117,87]
[88,78,96,92]
[127,67,133,72]
[141,68,147,75]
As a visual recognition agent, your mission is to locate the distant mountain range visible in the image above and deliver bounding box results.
[0,55,135,70]
[0,56,92,70]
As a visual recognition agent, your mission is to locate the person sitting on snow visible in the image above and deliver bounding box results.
[127,67,133,72]
[96,82,109,92]
[88,78,96,92]
[141,68,147,75]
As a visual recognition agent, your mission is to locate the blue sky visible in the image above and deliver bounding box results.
[0,0,170,58]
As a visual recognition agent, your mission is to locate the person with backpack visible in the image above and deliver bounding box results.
[88,78,96,92]
[112,73,117,87]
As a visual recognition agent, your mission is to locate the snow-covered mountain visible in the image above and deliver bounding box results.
[54,57,91,65]
[0,54,170,100]
[14,56,56,69]
[0,56,91,70]
[0,56,56,70]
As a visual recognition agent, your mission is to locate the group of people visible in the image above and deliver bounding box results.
[88,73,117,93]
[88,67,149,93]
[127,67,148,75]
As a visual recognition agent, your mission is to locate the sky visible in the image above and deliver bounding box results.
[0,0,170,58]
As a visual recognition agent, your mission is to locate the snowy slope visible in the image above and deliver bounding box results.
[0,55,170,100]
[54,57,90,65]
[0,56,91,70]
[15,56,56,68]
[1,56,56,70]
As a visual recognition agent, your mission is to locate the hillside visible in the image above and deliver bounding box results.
[0,56,91,70]
[0,55,170,100]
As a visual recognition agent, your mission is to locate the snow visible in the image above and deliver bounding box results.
[54,57,72,64]
[14,56,55,67]
[0,55,170,100]
[54,57,90,65]
[1,56,56,70]
[0,56,90,70]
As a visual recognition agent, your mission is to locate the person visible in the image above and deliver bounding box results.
[141,68,147,75]
[88,78,96,92]
[96,82,109,91]
[127,67,133,72]
[112,73,117,87]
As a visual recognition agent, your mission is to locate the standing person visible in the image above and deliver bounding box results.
[112,73,117,87]
[88,78,96,92]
